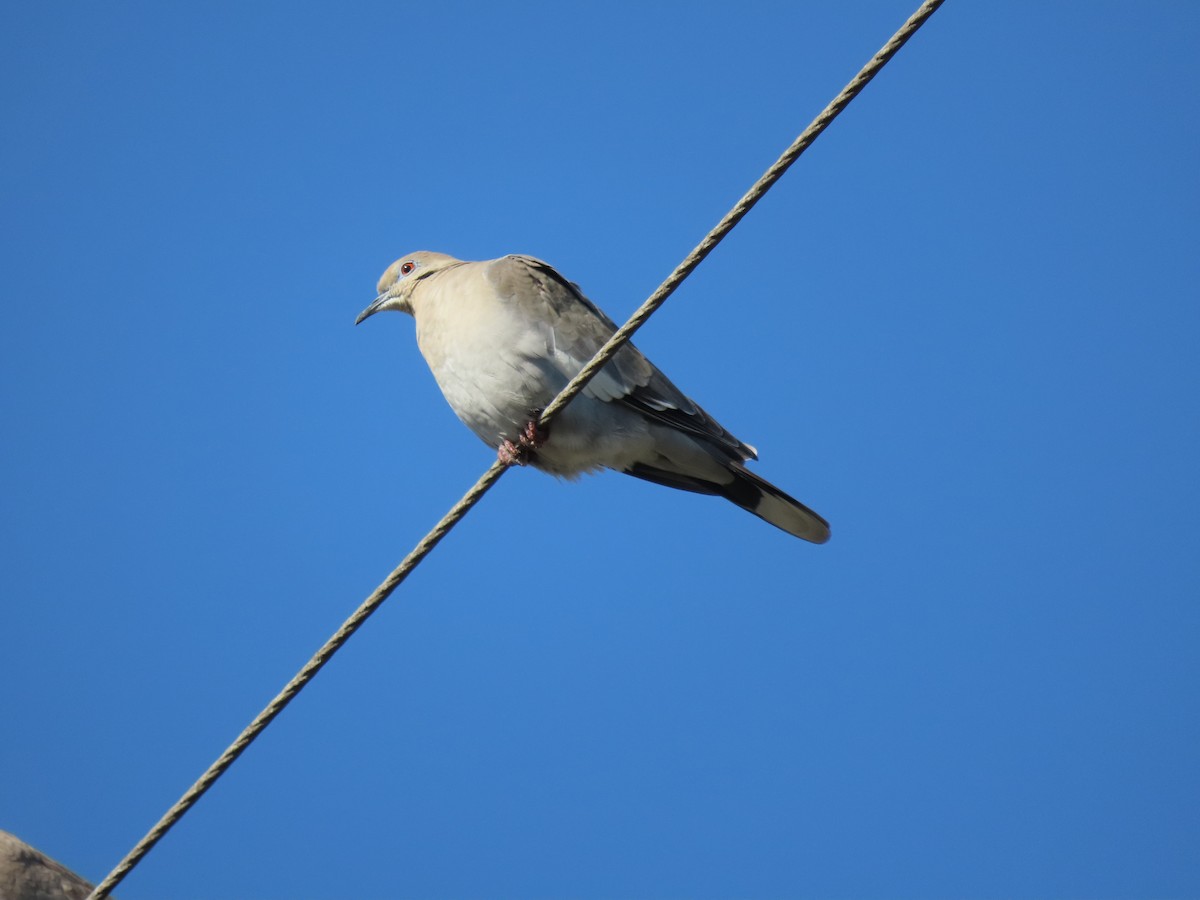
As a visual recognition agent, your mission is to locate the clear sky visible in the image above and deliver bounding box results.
[3,2,1198,898]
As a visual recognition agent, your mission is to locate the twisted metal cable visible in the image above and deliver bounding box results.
[540,0,945,426]
[87,1,944,895]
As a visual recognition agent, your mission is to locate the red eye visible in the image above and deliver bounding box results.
[400,261,415,275]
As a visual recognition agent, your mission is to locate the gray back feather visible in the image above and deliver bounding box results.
[486,255,756,462]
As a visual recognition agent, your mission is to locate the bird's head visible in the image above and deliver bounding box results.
[355,251,461,324]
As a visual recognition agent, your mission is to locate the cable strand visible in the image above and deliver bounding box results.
[539,0,945,425]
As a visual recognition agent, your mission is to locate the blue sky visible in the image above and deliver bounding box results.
[3,2,1198,897]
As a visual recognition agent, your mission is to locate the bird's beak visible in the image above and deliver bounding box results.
[355,291,391,325]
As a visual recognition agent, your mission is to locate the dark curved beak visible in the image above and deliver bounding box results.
[355,292,390,325]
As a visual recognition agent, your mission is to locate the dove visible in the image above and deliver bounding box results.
[356,252,829,543]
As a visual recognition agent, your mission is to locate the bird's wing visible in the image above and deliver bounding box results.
[486,255,756,461]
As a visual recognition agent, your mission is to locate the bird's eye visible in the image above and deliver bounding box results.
[400,261,415,275]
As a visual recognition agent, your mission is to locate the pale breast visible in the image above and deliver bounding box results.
[412,266,565,446]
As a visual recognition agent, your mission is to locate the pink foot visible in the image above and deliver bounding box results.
[497,418,548,466]
[497,439,525,466]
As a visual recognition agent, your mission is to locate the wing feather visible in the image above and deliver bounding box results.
[486,255,756,462]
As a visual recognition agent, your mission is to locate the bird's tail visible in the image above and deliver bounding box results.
[717,464,830,543]
[625,460,830,543]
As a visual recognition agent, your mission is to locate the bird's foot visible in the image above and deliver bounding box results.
[497,439,526,466]
[497,418,548,467]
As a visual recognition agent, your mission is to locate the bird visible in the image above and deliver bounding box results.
[0,830,97,900]
[356,252,829,543]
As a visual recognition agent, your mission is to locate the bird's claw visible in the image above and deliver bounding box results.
[497,418,548,466]
[497,439,526,466]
